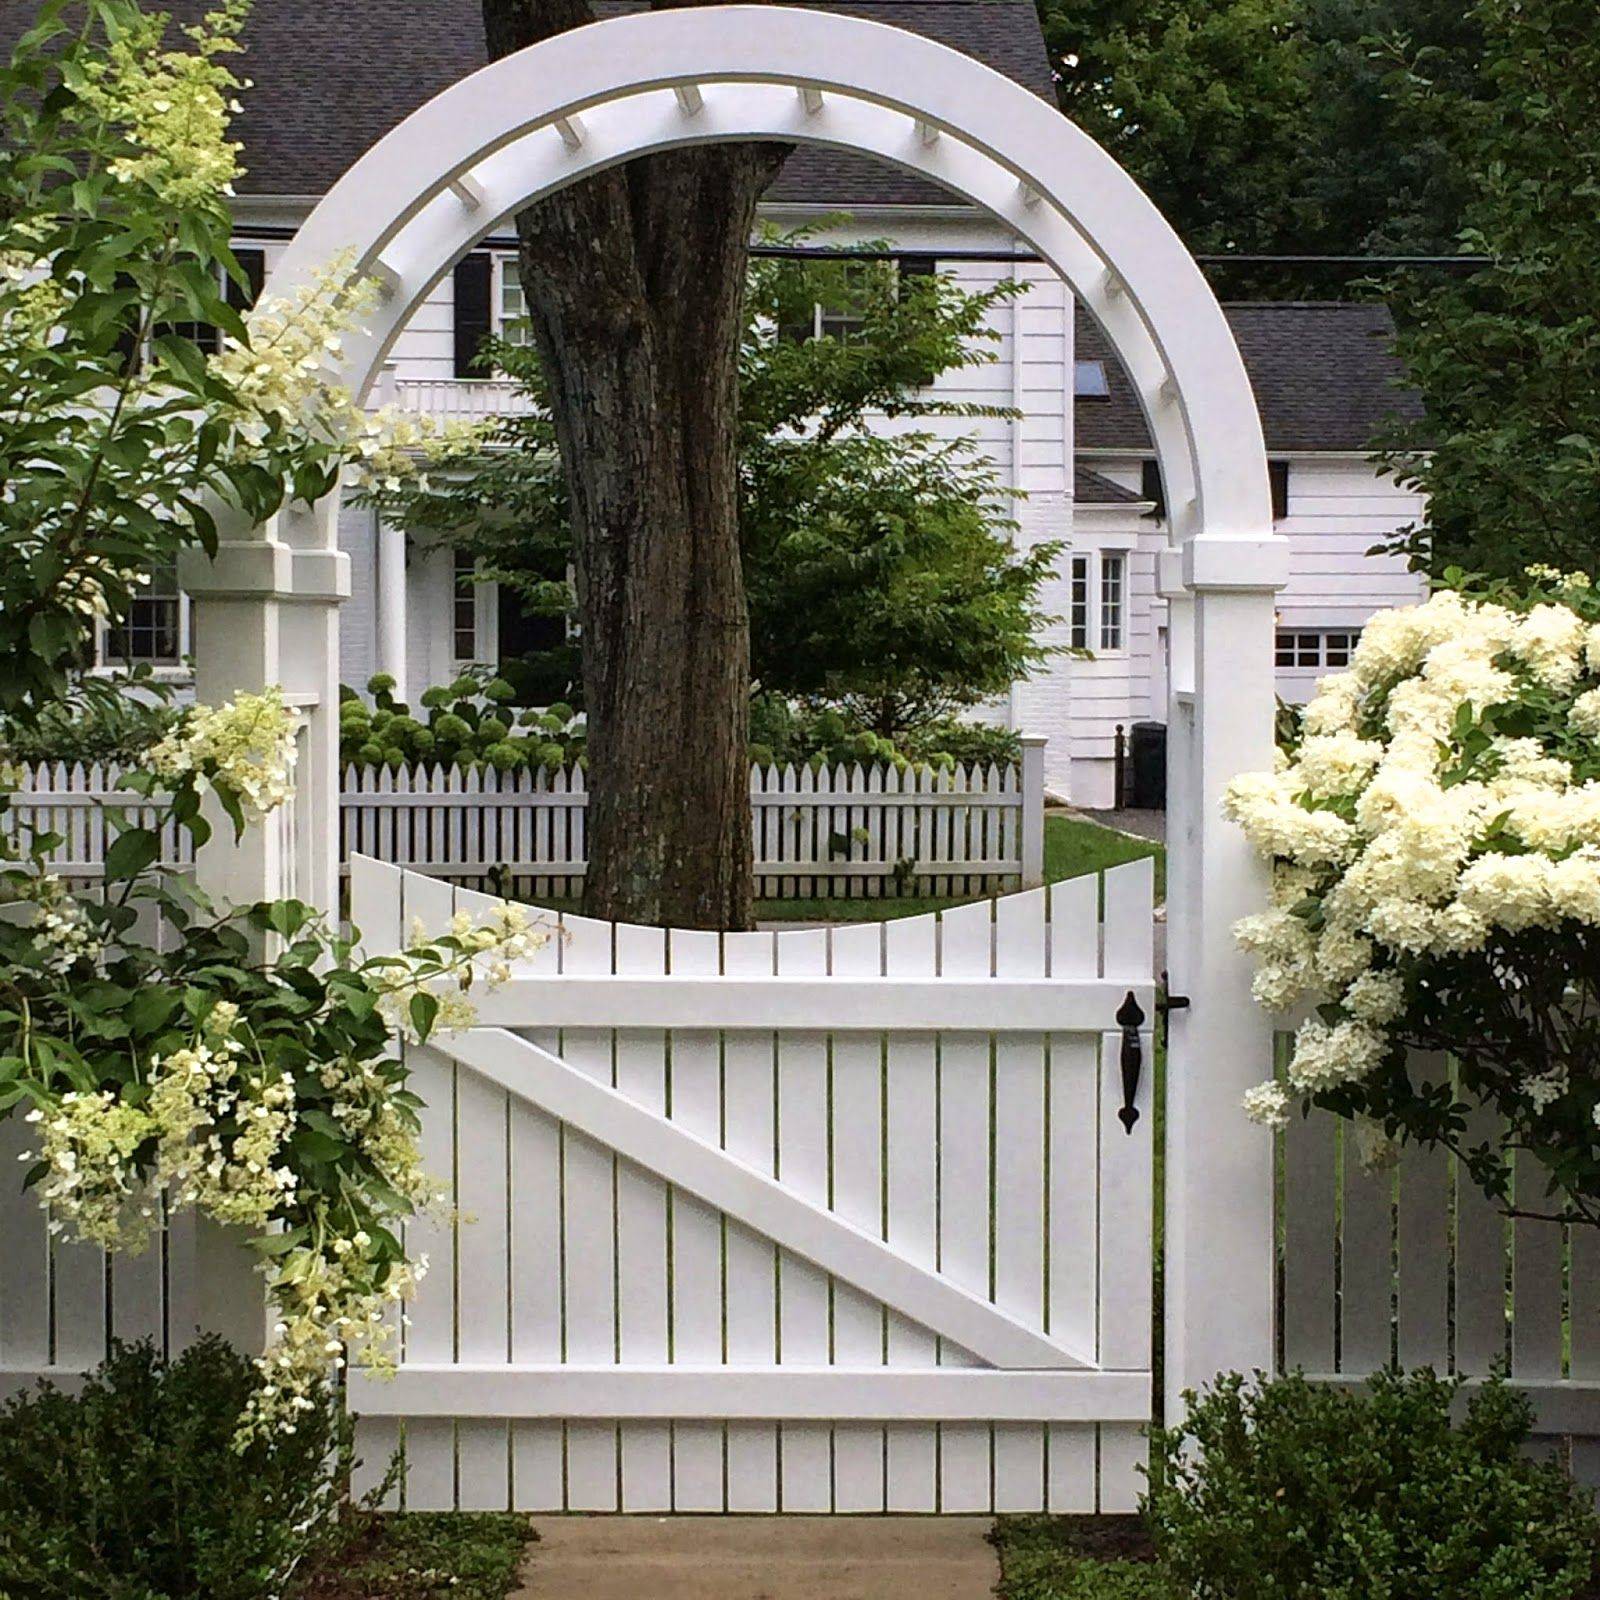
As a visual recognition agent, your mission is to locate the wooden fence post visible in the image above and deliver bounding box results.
[1019,735,1046,889]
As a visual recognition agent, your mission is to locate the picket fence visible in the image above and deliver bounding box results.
[6,742,1045,899]
[1277,1040,1600,1476]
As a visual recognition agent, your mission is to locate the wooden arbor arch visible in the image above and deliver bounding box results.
[181,3,1288,1412]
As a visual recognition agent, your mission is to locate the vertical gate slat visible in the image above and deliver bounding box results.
[774,926,833,1511]
[614,921,673,1512]
[454,876,512,1510]
[992,889,1048,1511]
[832,920,890,1511]
[399,869,462,1510]
[1045,874,1100,1512]
[664,926,727,1511]
[935,897,994,1513]
[1096,863,1154,1512]
[721,927,780,1511]
[508,896,566,1512]
[345,858,404,1506]
[559,910,622,1511]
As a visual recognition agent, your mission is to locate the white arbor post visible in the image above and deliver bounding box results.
[176,489,351,1350]
[1161,538,1287,1417]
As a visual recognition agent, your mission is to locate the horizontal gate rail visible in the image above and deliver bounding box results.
[470,975,1156,1032]
[350,1366,1151,1422]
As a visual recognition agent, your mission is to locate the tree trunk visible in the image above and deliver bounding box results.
[482,0,788,929]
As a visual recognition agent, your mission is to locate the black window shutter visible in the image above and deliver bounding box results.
[454,253,493,377]
[1269,459,1290,521]
[1141,459,1167,520]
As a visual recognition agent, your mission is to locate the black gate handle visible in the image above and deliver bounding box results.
[1116,991,1146,1133]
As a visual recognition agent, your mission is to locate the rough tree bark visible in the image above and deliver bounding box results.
[482,0,789,929]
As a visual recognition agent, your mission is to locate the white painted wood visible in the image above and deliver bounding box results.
[664,925,727,1511]
[1280,1045,1336,1375]
[992,891,1048,1510]
[352,1365,1151,1420]
[774,927,833,1512]
[1396,1065,1450,1373]
[721,926,780,1511]
[438,1027,1085,1370]
[613,921,673,1513]
[556,910,620,1512]
[935,897,993,1511]
[472,974,1148,1031]
[831,920,890,1512]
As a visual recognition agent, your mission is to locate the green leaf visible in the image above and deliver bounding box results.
[409,990,439,1042]
[102,827,160,883]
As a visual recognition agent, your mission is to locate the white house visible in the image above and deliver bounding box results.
[71,0,1426,806]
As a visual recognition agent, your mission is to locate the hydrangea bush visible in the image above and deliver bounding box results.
[0,691,552,1441]
[1227,569,1600,1223]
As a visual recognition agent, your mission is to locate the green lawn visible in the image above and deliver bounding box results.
[758,812,1165,922]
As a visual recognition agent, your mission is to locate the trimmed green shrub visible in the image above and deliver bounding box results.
[340,667,586,774]
[1146,1368,1599,1600]
[0,1336,356,1600]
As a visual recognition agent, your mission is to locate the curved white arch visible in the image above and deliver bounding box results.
[270,4,1273,547]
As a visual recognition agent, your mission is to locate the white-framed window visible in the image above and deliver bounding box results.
[99,563,188,669]
[1069,554,1090,649]
[453,548,494,665]
[493,255,533,346]
[1066,549,1129,654]
[1099,551,1125,652]
[1275,629,1360,670]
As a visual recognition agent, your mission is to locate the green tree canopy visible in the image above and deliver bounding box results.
[1036,0,1481,283]
[1375,0,1600,577]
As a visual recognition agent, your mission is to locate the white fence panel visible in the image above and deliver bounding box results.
[10,744,1045,900]
[1278,1041,1600,1460]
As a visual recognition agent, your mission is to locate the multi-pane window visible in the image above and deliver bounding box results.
[453,549,481,663]
[104,564,182,666]
[1069,554,1090,649]
[495,256,533,346]
[1276,629,1360,669]
[1099,552,1125,651]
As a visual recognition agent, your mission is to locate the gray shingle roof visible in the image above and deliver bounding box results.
[1074,466,1145,505]
[1076,303,1424,455]
[6,0,1052,202]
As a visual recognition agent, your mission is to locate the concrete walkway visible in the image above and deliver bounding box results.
[514,1515,999,1599]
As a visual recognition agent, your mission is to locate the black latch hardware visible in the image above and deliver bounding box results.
[1116,990,1146,1133]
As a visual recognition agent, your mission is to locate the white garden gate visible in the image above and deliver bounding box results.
[346,854,1155,1513]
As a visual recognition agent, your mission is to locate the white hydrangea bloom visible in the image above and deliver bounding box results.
[1242,1081,1292,1131]
[1227,584,1600,1139]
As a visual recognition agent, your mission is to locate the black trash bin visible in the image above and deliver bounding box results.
[1129,720,1166,810]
